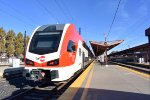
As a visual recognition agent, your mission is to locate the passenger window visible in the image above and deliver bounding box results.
[67,40,76,52]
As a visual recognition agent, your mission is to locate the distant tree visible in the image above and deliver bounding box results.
[0,27,6,54]
[15,32,24,58]
[6,30,15,57]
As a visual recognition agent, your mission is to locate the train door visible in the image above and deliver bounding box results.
[82,52,85,69]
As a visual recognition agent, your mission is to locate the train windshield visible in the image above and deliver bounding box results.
[29,31,62,55]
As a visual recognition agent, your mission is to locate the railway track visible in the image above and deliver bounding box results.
[110,61,150,74]
[6,73,80,100]
[5,60,94,100]
[7,83,61,100]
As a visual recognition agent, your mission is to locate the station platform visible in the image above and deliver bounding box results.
[59,61,150,100]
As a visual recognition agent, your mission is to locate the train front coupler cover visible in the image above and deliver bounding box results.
[24,69,45,81]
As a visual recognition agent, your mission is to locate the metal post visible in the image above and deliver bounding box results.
[104,34,108,66]
[79,27,81,35]
[0,37,2,63]
[105,48,108,66]
[145,28,150,64]
[148,36,150,64]
[104,42,108,66]
[24,31,26,60]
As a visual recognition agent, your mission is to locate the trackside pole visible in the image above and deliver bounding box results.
[24,31,26,61]
[104,34,108,66]
[145,28,150,65]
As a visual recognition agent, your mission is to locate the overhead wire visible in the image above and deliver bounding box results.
[0,8,34,27]
[60,0,75,23]
[54,0,81,33]
[36,0,60,23]
[0,0,38,25]
[54,0,71,22]
[111,8,150,44]
[122,16,150,44]
[107,0,122,39]
[111,2,149,50]
[61,0,80,29]
[122,15,149,38]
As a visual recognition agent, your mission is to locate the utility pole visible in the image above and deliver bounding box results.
[104,34,108,66]
[145,28,150,64]
[0,37,2,63]
[79,27,81,35]
[24,31,26,60]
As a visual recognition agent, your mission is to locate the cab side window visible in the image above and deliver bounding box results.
[67,40,76,52]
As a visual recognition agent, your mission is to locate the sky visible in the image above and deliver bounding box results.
[0,0,150,53]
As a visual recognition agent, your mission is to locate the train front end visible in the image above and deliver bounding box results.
[24,24,66,82]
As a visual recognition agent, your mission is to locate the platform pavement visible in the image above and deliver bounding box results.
[59,61,150,100]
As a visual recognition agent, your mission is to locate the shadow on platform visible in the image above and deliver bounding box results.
[73,87,150,100]
[3,86,150,100]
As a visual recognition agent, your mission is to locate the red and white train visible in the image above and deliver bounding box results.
[24,24,93,82]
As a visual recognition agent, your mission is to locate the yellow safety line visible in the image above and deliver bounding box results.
[117,65,150,78]
[81,64,94,100]
[58,62,94,100]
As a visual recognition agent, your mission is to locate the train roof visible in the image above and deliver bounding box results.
[36,24,66,32]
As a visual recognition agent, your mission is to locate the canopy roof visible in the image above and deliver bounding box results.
[90,40,124,56]
[108,43,149,56]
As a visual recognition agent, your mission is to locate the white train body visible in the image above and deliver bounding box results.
[25,24,92,82]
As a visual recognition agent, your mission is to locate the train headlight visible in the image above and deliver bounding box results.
[25,59,34,66]
[47,59,59,66]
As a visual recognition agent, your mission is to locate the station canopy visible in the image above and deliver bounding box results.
[108,43,149,57]
[90,40,124,56]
